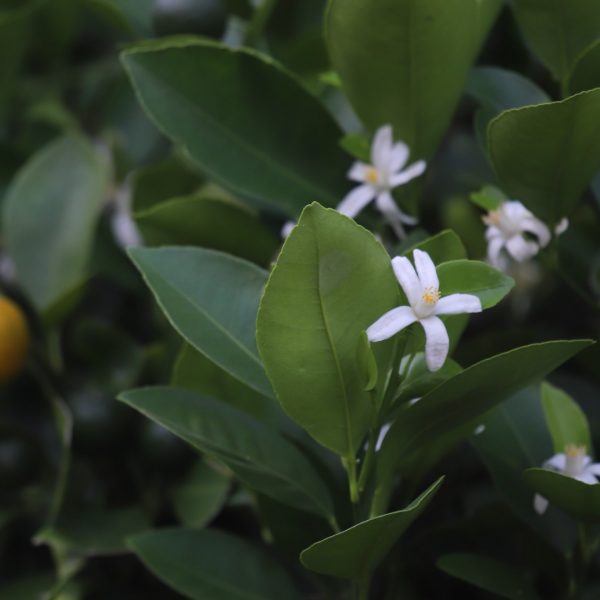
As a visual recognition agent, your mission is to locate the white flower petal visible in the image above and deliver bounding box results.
[413,249,439,290]
[585,463,600,476]
[375,422,392,451]
[543,453,566,471]
[505,234,539,262]
[485,225,503,241]
[111,211,143,248]
[435,293,482,316]
[420,315,449,372]
[375,191,419,225]
[371,125,393,168]
[521,217,551,248]
[348,161,370,183]
[555,218,569,235]
[576,473,598,485]
[388,141,409,172]
[281,221,295,238]
[487,235,505,268]
[389,160,426,187]
[533,494,549,515]
[391,256,421,306]
[366,305,417,342]
[337,184,375,218]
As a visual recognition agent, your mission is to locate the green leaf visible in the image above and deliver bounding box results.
[89,0,154,38]
[396,355,462,404]
[541,381,591,453]
[524,468,600,523]
[472,387,554,524]
[509,0,600,83]
[400,229,467,263]
[36,508,151,557]
[488,89,600,223]
[300,477,443,580]
[172,460,230,528]
[378,340,593,486]
[256,203,400,456]
[121,39,348,215]
[467,66,550,113]
[172,344,286,431]
[135,195,278,265]
[325,0,502,159]
[469,185,507,212]
[128,246,272,397]
[436,259,514,309]
[3,135,108,310]
[569,40,600,94]
[119,387,335,519]
[129,528,302,600]
[437,553,539,600]
[339,133,371,162]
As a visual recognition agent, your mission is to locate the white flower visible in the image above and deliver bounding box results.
[483,201,550,269]
[281,220,295,239]
[534,444,600,515]
[109,184,143,249]
[367,249,482,372]
[337,125,426,238]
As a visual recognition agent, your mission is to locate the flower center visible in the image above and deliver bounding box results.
[564,444,587,477]
[365,166,379,184]
[422,287,440,305]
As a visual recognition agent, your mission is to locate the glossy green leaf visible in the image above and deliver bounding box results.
[524,468,600,522]
[119,387,335,519]
[257,203,400,456]
[470,185,507,212]
[3,135,108,310]
[172,344,286,431]
[436,259,514,309]
[400,229,467,263]
[438,553,538,600]
[300,477,443,580]
[488,89,600,223]
[128,246,272,397]
[325,0,502,159]
[129,528,302,600]
[378,340,592,486]
[135,195,278,265]
[509,0,600,83]
[396,355,462,404]
[541,381,591,453]
[172,460,230,528]
[122,39,348,215]
[569,40,600,94]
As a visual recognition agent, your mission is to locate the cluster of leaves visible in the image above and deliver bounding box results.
[2,1,600,599]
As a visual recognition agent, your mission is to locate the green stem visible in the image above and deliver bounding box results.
[358,428,378,493]
[345,454,360,506]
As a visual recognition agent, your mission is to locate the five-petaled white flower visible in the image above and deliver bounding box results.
[483,200,550,269]
[337,125,426,238]
[534,444,600,515]
[367,249,482,372]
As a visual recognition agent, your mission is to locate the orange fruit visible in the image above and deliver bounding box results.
[0,296,29,382]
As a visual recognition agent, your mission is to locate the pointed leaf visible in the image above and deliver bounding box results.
[488,89,600,223]
[257,203,400,456]
[325,0,502,159]
[128,247,272,397]
[300,477,443,580]
[541,381,591,453]
[122,39,347,215]
[119,387,335,519]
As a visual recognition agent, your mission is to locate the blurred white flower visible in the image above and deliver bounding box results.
[555,217,569,236]
[337,125,426,238]
[280,221,295,239]
[534,444,600,515]
[367,249,481,372]
[0,252,15,284]
[109,184,143,249]
[483,201,550,269]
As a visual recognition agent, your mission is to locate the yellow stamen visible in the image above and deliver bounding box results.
[565,444,586,458]
[365,167,379,184]
[422,287,440,305]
